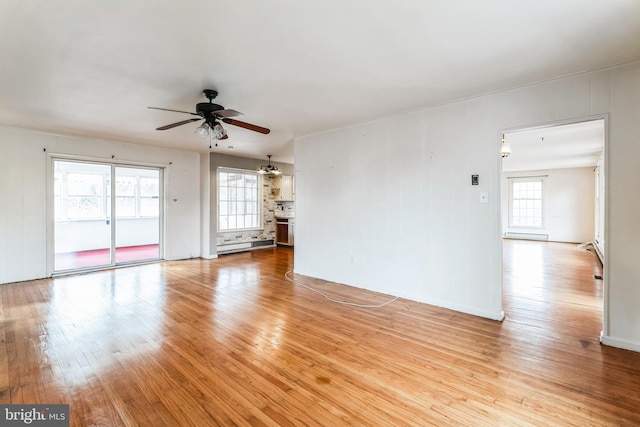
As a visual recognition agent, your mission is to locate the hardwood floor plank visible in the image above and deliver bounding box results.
[0,243,639,425]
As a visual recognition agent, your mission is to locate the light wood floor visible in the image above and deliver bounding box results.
[1,240,639,426]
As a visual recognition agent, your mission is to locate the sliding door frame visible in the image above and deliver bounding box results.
[46,153,166,276]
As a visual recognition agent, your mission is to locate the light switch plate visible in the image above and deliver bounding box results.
[480,192,489,203]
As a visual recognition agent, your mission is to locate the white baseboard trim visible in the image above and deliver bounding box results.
[201,254,218,259]
[600,333,640,353]
[505,232,549,241]
[398,293,506,321]
[435,303,505,321]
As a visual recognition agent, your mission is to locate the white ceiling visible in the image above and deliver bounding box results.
[502,119,605,172]
[1,1,639,164]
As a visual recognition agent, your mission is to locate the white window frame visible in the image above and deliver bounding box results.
[508,177,544,228]
[217,167,262,232]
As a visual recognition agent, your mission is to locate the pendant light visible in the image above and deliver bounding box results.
[257,155,282,175]
[501,137,511,158]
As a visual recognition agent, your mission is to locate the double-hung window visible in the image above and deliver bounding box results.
[218,168,261,231]
[510,178,543,228]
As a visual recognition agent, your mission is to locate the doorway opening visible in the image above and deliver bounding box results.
[52,159,163,273]
[500,117,606,339]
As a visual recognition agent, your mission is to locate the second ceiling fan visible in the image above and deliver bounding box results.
[148,89,270,141]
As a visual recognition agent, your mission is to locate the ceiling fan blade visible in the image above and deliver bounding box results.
[156,118,201,130]
[222,118,271,134]
[214,109,243,118]
[148,106,200,116]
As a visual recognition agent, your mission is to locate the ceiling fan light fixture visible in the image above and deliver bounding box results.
[212,122,227,140]
[196,122,210,137]
[149,89,271,136]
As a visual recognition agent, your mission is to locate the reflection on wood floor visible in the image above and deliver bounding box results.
[1,241,639,426]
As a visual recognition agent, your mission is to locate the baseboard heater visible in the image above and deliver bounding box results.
[217,239,274,255]
[505,232,549,241]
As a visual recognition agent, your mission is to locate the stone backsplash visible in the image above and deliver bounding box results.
[276,200,295,214]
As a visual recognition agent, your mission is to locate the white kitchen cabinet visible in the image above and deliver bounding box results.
[274,175,295,201]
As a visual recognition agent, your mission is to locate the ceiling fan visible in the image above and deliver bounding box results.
[148,89,270,141]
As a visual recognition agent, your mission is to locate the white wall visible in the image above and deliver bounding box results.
[606,63,640,352]
[295,107,504,320]
[295,62,640,352]
[0,126,201,284]
[502,167,595,243]
[200,152,213,258]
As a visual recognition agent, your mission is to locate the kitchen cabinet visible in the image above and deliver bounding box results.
[275,217,294,246]
[274,175,295,201]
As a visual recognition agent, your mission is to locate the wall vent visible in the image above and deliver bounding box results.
[505,232,549,241]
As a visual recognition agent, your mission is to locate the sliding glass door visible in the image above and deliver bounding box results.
[53,160,162,273]
[53,161,112,270]
[114,166,160,263]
